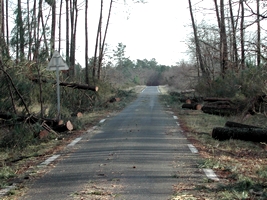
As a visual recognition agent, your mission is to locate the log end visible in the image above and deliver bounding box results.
[66,120,73,131]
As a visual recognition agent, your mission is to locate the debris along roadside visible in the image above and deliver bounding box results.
[0,87,142,200]
[160,93,267,199]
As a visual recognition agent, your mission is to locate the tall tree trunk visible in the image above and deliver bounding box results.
[220,0,228,76]
[32,0,36,60]
[257,0,261,67]
[188,0,209,79]
[5,0,9,51]
[92,0,103,79]
[98,0,113,80]
[69,0,78,77]
[97,0,103,80]
[214,0,221,29]
[34,0,42,61]
[0,0,3,61]
[58,0,63,52]
[18,0,25,61]
[65,0,70,73]
[51,0,56,56]
[27,0,32,60]
[229,0,238,72]
[240,0,245,70]
[85,0,89,84]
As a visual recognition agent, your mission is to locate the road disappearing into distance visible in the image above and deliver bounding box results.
[21,86,204,200]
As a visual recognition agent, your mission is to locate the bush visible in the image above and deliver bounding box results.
[0,124,38,149]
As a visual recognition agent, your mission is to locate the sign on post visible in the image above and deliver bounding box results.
[47,51,69,120]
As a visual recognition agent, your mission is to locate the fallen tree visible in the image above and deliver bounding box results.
[59,82,98,91]
[29,77,98,91]
[212,127,267,142]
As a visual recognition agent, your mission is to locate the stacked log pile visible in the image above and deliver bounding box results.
[212,121,267,143]
[201,98,238,116]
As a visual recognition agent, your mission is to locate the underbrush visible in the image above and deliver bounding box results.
[160,94,267,199]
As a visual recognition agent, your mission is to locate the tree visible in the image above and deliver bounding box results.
[113,42,127,68]
[228,0,239,71]
[188,0,209,79]
[85,0,89,84]
[18,0,25,61]
[0,0,3,60]
[219,0,228,76]
[240,0,245,70]
[256,0,261,67]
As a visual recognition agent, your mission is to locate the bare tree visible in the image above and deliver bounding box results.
[69,0,78,77]
[240,0,245,70]
[18,0,25,61]
[85,0,89,84]
[27,0,32,60]
[220,0,228,76]
[229,0,239,71]
[50,0,56,57]
[188,0,209,79]
[58,0,63,52]
[65,0,70,68]
[257,0,261,67]
[92,0,103,79]
[98,0,113,80]
[0,0,3,60]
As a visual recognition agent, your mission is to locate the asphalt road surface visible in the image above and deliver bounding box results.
[20,86,204,200]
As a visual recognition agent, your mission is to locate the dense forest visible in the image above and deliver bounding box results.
[0,0,266,144]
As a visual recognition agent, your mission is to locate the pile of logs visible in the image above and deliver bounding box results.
[201,98,238,116]
[212,121,267,143]
[181,97,240,116]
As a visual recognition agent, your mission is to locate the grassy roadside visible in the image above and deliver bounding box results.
[159,92,267,200]
[0,86,145,199]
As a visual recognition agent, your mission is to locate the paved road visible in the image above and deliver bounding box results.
[20,86,203,200]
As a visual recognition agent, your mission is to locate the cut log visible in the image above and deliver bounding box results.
[225,121,260,129]
[52,120,73,132]
[182,103,202,110]
[109,97,121,103]
[204,97,232,102]
[186,99,191,104]
[202,106,238,116]
[212,127,267,142]
[201,101,238,116]
[77,112,83,118]
[58,120,64,125]
[39,130,49,139]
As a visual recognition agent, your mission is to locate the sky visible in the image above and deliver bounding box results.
[75,0,194,66]
[7,0,213,66]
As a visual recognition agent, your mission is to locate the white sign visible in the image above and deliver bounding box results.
[47,51,69,71]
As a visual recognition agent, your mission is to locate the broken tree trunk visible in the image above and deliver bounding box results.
[212,127,267,142]
[225,121,260,129]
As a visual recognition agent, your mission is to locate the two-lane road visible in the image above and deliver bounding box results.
[20,86,203,200]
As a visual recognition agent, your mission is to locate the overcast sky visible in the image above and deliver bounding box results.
[75,0,194,66]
